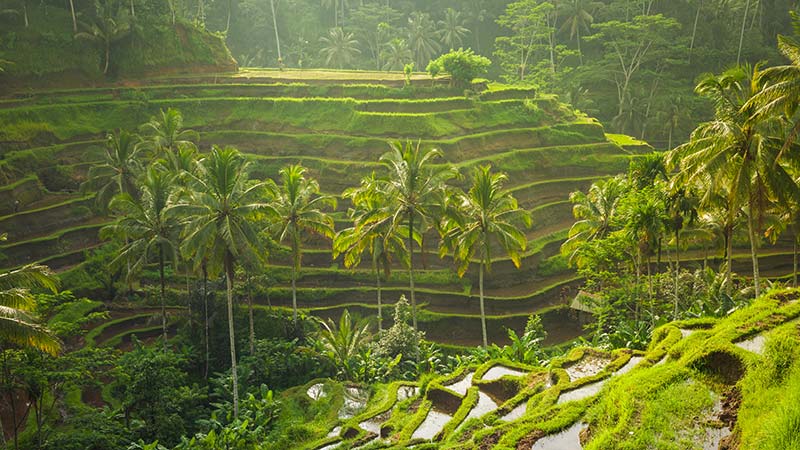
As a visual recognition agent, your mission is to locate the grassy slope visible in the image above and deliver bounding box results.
[291,288,800,450]
[1,70,796,348]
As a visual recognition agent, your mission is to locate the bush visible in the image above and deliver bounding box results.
[430,48,492,88]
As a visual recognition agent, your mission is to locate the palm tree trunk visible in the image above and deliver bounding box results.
[103,41,110,75]
[270,0,282,63]
[375,258,382,332]
[688,0,702,63]
[22,0,28,28]
[185,266,192,334]
[479,262,488,348]
[69,0,77,33]
[577,27,583,66]
[748,212,760,298]
[408,211,417,332]
[224,253,239,418]
[737,0,751,65]
[248,274,255,355]
[726,226,733,294]
[674,229,680,319]
[159,248,168,352]
[794,237,798,289]
[203,263,209,379]
[635,245,641,322]
[226,0,232,33]
[291,247,298,325]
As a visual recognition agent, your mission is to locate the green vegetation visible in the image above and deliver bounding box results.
[2,1,800,447]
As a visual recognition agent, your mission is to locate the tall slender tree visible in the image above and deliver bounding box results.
[437,8,470,50]
[319,28,362,69]
[171,146,269,418]
[377,141,456,332]
[673,65,799,297]
[441,166,530,347]
[83,130,144,210]
[104,167,179,351]
[334,174,408,331]
[268,165,335,325]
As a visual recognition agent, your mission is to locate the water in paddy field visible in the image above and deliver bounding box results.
[680,329,696,338]
[339,387,369,419]
[499,402,528,422]
[557,380,607,404]
[564,354,612,381]
[463,391,499,422]
[482,365,528,381]
[615,356,644,376]
[530,422,585,450]
[734,334,766,355]
[444,372,474,395]
[397,386,419,401]
[307,383,327,400]
[411,409,453,441]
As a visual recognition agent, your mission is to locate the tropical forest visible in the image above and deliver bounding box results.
[2,0,800,449]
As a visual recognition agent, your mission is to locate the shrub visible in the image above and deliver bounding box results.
[430,48,492,88]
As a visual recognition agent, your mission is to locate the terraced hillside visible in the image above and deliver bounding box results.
[0,69,792,347]
[277,288,800,450]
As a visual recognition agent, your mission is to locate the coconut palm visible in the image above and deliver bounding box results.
[0,262,60,355]
[437,8,469,50]
[561,175,627,267]
[319,27,361,70]
[406,11,441,69]
[75,0,131,75]
[673,65,799,297]
[268,165,335,325]
[559,0,594,64]
[170,146,270,418]
[441,166,530,347]
[376,141,456,332]
[382,38,413,71]
[619,187,668,314]
[748,22,800,157]
[334,174,408,331]
[103,167,179,351]
[83,130,144,210]
[140,108,197,158]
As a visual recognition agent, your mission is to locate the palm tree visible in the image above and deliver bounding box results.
[268,165,335,325]
[83,130,144,210]
[269,0,282,64]
[407,11,441,69]
[561,176,627,266]
[377,141,456,332]
[441,166,530,347]
[382,38,413,71]
[673,66,799,298]
[437,8,469,50]
[170,146,270,418]
[140,108,197,158]
[0,262,60,355]
[319,28,361,70]
[75,0,131,75]
[559,0,594,65]
[334,174,408,331]
[665,186,698,317]
[619,187,668,315]
[103,167,179,351]
[749,23,800,157]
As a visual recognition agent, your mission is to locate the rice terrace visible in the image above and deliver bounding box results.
[1,0,800,449]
